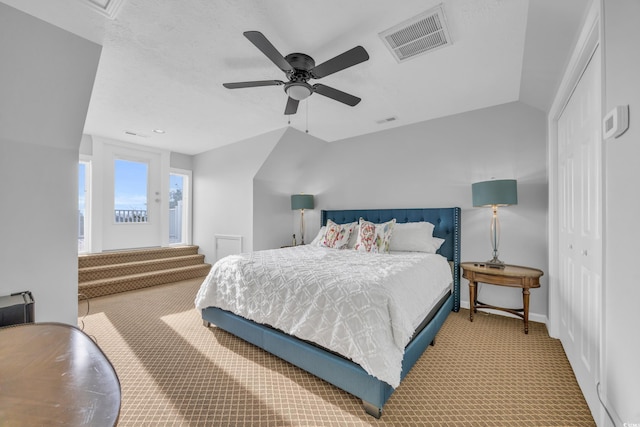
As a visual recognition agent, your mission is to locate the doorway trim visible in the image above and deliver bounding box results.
[547,0,601,339]
[547,1,603,424]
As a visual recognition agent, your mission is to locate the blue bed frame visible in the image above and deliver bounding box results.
[201,207,461,418]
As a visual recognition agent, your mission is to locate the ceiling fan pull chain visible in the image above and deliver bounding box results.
[306,100,309,134]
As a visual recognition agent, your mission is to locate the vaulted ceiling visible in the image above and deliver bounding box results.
[2,0,590,155]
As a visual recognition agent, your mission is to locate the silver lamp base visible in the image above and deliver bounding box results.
[487,206,506,269]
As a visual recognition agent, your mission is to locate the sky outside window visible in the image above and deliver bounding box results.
[80,161,185,212]
[79,163,86,212]
[170,174,183,195]
[114,159,148,211]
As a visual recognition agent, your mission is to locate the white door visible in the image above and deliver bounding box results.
[102,144,164,250]
[557,47,602,414]
[169,169,192,246]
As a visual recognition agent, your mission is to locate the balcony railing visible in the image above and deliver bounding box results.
[78,205,182,252]
[115,209,148,223]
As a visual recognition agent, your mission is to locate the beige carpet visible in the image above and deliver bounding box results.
[79,279,595,426]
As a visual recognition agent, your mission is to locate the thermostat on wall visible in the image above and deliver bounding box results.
[603,105,629,139]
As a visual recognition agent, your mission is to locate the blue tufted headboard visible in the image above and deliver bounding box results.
[321,207,461,311]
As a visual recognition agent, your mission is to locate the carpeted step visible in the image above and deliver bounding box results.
[78,245,211,298]
[79,246,200,269]
[79,264,212,299]
[79,254,206,282]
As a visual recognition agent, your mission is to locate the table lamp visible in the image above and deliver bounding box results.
[472,179,517,268]
[291,194,314,245]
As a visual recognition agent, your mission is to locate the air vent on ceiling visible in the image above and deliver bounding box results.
[379,4,452,63]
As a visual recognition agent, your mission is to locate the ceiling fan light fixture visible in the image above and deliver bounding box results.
[286,82,312,101]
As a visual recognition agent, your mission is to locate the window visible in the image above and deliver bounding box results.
[114,159,148,223]
[78,160,90,253]
[169,170,191,245]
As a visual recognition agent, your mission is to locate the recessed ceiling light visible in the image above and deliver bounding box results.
[375,116,398,124]
[124,130,149,138]
[152,129,166,134]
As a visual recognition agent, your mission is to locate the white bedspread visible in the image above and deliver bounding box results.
[194,245,452,387]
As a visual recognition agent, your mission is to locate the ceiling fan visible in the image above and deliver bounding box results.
[223,31,370,115]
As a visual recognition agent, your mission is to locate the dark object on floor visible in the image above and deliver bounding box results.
[0,291,34,326]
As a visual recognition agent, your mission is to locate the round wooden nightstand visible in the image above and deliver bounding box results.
[461,262,543,334]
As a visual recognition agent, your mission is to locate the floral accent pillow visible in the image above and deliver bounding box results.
[321,220,356,249]
[355,218,396,253]
[354,219,377,252]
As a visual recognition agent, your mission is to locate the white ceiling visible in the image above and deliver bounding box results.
[3,0,590,155]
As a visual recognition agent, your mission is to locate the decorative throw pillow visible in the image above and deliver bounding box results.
[355,218,396,253]
[354,219,377,252]
[321,220,356,249]
[375,218,396,253]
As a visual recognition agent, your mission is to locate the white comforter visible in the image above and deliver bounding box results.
[194,245,452,387]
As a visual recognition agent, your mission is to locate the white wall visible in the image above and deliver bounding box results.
[253,128,327,250]
[603,0,640,424]
[192,128,286,263]
[81,134,193,170]
[0,4,101,324]
[170,152,193,170]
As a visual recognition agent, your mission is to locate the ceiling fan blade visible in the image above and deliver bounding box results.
[223,80,284,89]
[284,97,299,115]
[243,31,294,73]
[313,84,361,106]
[310,46,369,79]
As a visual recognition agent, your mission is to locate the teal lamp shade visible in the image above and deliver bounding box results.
[291,194,314,210]
[472,179,518,207]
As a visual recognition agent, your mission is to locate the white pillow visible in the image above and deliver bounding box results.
[428,237,446,253]
[310,226,326,246]
[389,221,444,253]
[346,225,359,249]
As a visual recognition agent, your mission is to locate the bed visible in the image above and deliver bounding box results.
[196,207,461,418]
